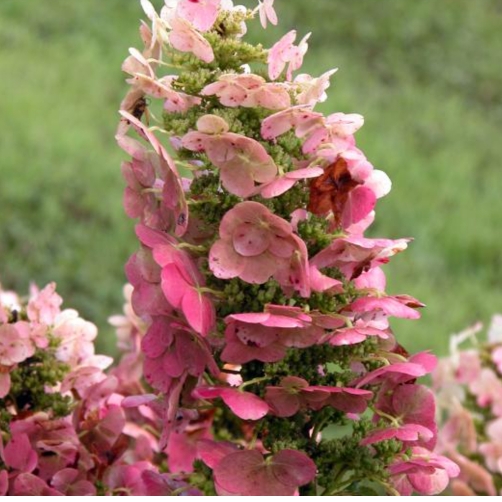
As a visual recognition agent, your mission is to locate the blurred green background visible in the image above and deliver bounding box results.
[1,0,501,356]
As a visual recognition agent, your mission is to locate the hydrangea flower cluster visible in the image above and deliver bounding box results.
[433,315,502,496]
[115,0,459,495]
[0,283,201,496]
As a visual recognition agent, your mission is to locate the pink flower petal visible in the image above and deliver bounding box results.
[232,223,271,257]
[209,240,246,279]
[181,288,215,336]
[177,0,221,32]
[3,434,37,473]
[271,449,317,487]
[198,439,239,469]
[169,17,214,63]
[220,388,270,420]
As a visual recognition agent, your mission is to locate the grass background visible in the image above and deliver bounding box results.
[1,0,501,356]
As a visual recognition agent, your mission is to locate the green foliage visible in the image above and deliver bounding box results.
[1,0,501,356]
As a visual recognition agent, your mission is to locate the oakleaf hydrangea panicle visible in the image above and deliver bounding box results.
[116,0,457,495]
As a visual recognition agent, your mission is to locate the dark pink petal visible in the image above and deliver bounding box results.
[162,345,186,378]
[214,450,269,495]
[280,326,322,349]
[328,389,372,414]
[13,473,63,496]
[354,266,386,290]
[342,186,377,227]
[271,449,317,487]
[175,329,217,376]
[51,469,97,496]
[181,288,215,336]
[230,312,303,329]
[132,281,172,317]
[221,330,287,364]
[194,386,269,420]
[223,388,269,420]
[136,223,175,248]
[83,405,126,450]
[141,317,174,358]
[0,470,7,496]
[161,263,188,309]
[355,362,427,388]
[265,387,301,417]
[392,384,436,427]
[3,434,37,473]
[361,424,434,446]
[197,439,239,469]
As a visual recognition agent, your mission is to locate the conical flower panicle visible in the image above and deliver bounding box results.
[116,0,458,495]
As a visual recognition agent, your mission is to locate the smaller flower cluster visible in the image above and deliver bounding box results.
[0,283,199,496]
[433,315,502,496]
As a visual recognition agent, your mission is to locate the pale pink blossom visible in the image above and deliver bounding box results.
[257,166,324,199]
[479,418,502,474]
[302,112,364,153]
[294,69,338,106]
[26,282,62,325]
[128,72,201,113]
[488,314,502,343]
[0,324,35,367]
[209,202,310,295]
[311,235,409,280]
[268,30,310,81]
[327,322,390,347]
[448,452,497,496]
[257,0,277,29]
[176,0,221,32]
[182,116,278,197]
[169,16,214,63]
[348,295,423,320]
[201,73,290,110]
[261,106,324,140]
[468,367,502,414]
[390,447,460,496]
[53,310,98,365]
